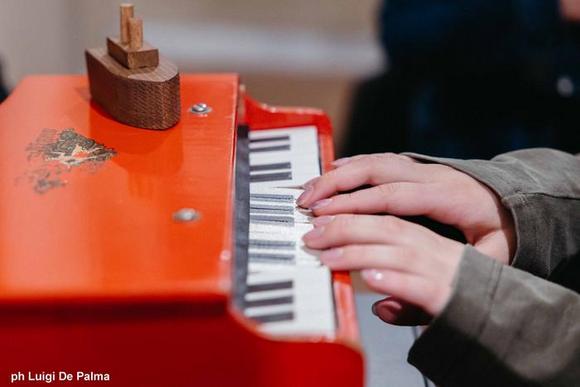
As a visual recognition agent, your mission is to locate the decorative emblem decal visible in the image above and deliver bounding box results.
[24,128,116,194]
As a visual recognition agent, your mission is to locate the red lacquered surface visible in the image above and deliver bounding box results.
[0,74,239,305]
[0,76,363,387]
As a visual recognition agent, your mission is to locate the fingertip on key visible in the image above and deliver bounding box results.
[302,176,319,189]
[302,226,325,242]
[297,185,313,207]
[297,177,319,206]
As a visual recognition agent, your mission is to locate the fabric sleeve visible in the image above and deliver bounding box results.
[408,245,580,387]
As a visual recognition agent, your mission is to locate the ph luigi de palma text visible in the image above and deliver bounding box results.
[11,371,110,383]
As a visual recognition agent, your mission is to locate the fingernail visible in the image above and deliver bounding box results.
[321,248,343,262]
[311,198,332,210]
[332,157,352,167]
[371,303,378,316]
[303,227,325,241]
[297,185,314,206]
[312,215,335,226]
[380,302,400,315]
[362,269,384,282]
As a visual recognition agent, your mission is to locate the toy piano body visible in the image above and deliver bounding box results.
[0,74,363,386]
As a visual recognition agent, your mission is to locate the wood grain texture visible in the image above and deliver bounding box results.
[107,37,159,69]
[85,47,180,130]
[120,4,134,44]
[128,17,143,50]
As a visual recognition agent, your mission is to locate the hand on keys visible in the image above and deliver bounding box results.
[298,153,515,325]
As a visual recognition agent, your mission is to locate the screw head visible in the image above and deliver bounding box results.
[173,208,200,223]
[189,103,212,115]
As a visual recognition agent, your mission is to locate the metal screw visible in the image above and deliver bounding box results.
[173,208,200,223]
[189,103,212,115]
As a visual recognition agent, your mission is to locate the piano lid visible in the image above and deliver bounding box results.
[0,74,239,305]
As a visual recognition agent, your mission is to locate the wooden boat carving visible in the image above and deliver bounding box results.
[85,4,180,130]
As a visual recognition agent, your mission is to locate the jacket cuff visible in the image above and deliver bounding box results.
[408,246,502,385]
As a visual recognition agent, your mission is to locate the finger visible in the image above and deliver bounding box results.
[304,214,438,250]
[311,182,438,217]
[332,153,418,167]
[297,153,429,208]
[331,154,369,167]
[362,269,449,316]
[319,244,431,277]
[303,214,412,250]
[372,297,431,326]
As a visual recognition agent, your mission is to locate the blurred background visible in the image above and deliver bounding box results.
[1,1,578,157]
[0,0,383,153]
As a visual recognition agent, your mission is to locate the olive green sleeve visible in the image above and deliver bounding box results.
[408,246,580,387]
[402,148,580,385]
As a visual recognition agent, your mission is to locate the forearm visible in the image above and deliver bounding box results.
[409,246,580,387]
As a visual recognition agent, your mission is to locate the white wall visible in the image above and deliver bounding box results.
[0,0,383,145]
[0,0,382,85]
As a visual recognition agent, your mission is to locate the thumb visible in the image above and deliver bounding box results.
[372,297,432,326]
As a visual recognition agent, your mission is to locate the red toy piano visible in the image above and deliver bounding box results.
[0,74,364,386]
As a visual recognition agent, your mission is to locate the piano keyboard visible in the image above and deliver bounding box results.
[242,126,336,336]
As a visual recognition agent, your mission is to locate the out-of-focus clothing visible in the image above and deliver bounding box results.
[343,0,580,159]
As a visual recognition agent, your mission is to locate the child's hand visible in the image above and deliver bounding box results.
[303,214,464,321]
[298,153,515,265]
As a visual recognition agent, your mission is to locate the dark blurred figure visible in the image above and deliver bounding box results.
[0,59,9,103]
[343,0,580,159]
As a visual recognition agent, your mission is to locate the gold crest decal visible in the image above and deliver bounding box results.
[24,128,116,193]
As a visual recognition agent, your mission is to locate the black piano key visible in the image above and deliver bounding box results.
[247,280,294,293]
[250,162,292,172]
[249,239,295,250]
[249,253,295,263]
[250,171,293,183]
[251,311,295,324]
[249,193,294,203]
[245,296,294,308]
[249,135,290,143]
[249,144,291,153]
[250,215,295,227]
[249,204,294,215]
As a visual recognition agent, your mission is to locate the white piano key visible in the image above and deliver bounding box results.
[243,126,334,337]
[245,288,294,302]
[249,229,320,265]
[248,262,316,273]
[246,269,292,281]
[245,303,294,318]
[249,187,312,224]
[258,267,335,336]
[249,126,320,188]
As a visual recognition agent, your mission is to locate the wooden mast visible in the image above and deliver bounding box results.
[85,3,181,130]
